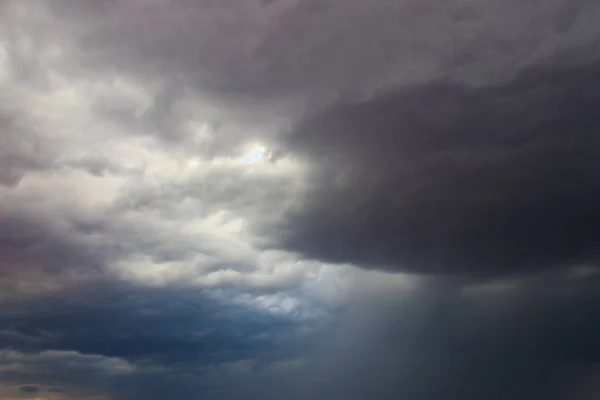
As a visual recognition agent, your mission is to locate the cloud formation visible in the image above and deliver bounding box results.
[274,61,600,275]
[2,0,600,399]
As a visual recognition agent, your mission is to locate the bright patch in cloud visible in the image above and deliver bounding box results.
[240,145,266,164]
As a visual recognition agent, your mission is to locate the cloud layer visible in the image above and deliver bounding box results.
[274,61,600,275]
[2,0,600,399]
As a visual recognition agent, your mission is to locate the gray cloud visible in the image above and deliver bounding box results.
[273,61,600,275]
[2,1,600,399]
[0,204,109,298]
[0,107,56,187]
[0,349,137,399]
[41,0,600,100]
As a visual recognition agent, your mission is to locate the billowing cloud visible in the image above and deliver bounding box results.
[274,61,600,275]
[0,3,347,398]
[0,276,337,399]
[38,0,600,98]
[2,0,600,399]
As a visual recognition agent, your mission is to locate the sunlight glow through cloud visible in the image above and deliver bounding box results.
[240,145,266,164]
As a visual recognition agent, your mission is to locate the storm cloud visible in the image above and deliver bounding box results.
[274,61,600,275]
[2,0,600,399]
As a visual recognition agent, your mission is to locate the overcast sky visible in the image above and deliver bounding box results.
[1,1,600,399]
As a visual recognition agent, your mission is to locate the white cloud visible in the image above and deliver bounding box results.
[0,0,345,322]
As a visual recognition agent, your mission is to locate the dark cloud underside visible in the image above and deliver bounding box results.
[0,281,314,365]
[275,61,600,275]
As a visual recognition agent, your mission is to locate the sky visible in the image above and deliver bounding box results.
[1,0,600,399]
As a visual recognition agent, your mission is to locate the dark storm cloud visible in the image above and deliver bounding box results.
[273,61,600,275]
[0,278,327,399]
[43,0,600,101]
[3,1,600,399]
[4,272,599,400]
[0,280,316,365]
